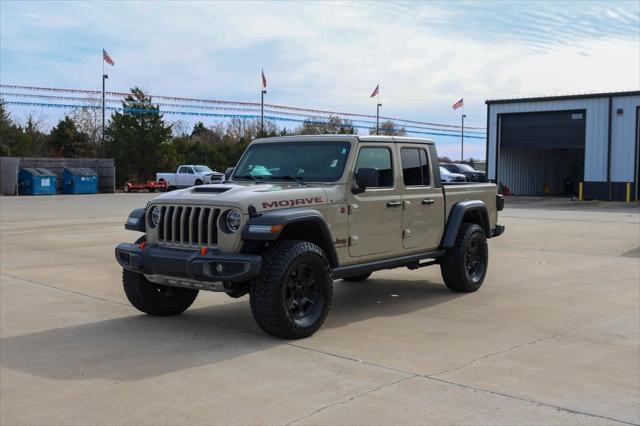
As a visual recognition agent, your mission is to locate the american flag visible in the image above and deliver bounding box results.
[370,84,379,98]
[452,98,463,110]
[103,49,114,66]
[261,69,267,89]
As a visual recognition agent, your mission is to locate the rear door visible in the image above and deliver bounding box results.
[348,144,403,258]
[399,144,445,250]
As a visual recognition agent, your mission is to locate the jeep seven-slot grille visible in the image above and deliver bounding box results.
[155,205,220,247]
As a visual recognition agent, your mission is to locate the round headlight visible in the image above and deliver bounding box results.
[225,209,242,232]
[149,206,161,228]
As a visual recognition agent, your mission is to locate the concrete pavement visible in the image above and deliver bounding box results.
[1,194,638,425]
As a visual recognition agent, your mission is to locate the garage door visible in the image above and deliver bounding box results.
[500,110,586,149]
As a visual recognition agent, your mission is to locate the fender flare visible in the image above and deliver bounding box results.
[124,208,146,232]
[441,200,490,248]
[242,208,338,266]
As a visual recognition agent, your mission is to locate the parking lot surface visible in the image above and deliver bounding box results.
[1,194,639,425]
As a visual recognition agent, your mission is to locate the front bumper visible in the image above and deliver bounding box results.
[115,243,261,283]
[204,174,225,184]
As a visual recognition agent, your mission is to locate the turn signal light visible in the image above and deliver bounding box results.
[247,224,284,234]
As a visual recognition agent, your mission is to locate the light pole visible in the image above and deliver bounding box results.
[461,114,466,162]
[376,102,382,135]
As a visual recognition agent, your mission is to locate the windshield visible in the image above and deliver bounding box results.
[194,166,213,173]
[233,141,351,183]
[439,167,450,174]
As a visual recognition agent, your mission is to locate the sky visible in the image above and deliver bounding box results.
[1,0,639,159]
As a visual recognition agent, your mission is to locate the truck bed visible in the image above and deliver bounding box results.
[443,183,499,230]
[156,173,177,185]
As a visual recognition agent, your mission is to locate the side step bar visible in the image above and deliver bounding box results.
[332,250,445,279]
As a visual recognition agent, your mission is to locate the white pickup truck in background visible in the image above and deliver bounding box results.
[156,165,224,189]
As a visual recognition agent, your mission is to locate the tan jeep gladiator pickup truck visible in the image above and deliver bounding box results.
[116,135,504,338]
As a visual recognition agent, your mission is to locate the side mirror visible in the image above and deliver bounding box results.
[224,167,235,180]
[352,168,379,194]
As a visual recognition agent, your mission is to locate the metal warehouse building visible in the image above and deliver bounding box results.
[486,91,640,201]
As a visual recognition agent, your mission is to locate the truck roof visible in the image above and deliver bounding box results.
[252,134,434,145]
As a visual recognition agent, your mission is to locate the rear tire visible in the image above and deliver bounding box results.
[123,184,130,193]
[159,179,172,192]
[440,223,488,292]
[250,240,332,339]
[122,269,198,316]
[342,272,372,282]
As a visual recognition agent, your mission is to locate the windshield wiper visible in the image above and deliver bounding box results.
[234,174,264,183]
[273,175,306,185]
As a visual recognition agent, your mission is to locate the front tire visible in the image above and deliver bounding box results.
[123,269,198,316]
[194,179,203,186]
[250,240,333,339]
[440,223,488,292]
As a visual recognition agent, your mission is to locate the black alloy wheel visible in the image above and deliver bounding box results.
[465,236,486,283]
[284,261,325,328]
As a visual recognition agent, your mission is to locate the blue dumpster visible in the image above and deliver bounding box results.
[62,168,99,194]
[18,168,57,195]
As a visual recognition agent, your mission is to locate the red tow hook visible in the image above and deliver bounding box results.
[139,242,147,250]
[200,247,209,256]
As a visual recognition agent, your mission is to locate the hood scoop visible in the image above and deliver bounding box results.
[192,186,232,194]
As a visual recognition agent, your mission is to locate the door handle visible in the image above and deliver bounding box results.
[386,201,402,208]
[422,199,435,205]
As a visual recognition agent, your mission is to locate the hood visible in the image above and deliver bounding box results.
[150,182,330,214]
[440,168,464,178]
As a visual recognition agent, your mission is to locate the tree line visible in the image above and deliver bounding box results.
[0,88,407,185]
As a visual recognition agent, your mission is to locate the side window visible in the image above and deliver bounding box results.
[401,148,422,186]
[178,166,186,173]
[401,148,430,186]
[420,149,430,185]
[187,168,195,174]
[355,147,393,188]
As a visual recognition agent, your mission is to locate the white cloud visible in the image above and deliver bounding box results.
[1,1,638,159]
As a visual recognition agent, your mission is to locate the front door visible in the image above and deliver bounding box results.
[177,166,194,187]
[399,145,445,250]
[348,145,403,258]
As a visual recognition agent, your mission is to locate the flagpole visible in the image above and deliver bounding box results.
[461,113,466,162]
[261,89,265,135]
[102,50,107,158]
[376,87,381,135]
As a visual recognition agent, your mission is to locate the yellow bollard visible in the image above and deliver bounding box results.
[578,182,583,201]
[626,182,631,202]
